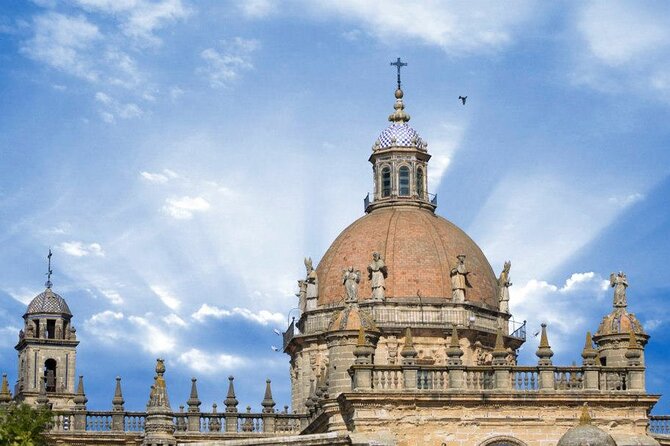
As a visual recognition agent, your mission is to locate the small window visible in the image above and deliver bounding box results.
[44,359,57,392]
[399,166,410,196]
[416,167,424,198]
[381,167,391,197]
[46,319,56,339]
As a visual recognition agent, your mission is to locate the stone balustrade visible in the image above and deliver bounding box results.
[350,363,645,393]
[48,409,305,435]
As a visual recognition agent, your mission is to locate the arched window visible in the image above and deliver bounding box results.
[381,167,391,197]
[399,166,410,196]
[416,167,424,198]
[44,359,57,392]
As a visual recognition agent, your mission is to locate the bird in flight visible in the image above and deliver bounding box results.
[459,96,467,105]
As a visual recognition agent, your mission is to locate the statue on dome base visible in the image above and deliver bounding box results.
[296,279,307,313]
[304,257,319,310]
[367,252,388,301]
[610,271,628,308]
[497,261,512,313]
[450,254,471,303]
[342,267,361,303]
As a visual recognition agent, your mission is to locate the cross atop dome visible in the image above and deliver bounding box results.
[390,57,407,90]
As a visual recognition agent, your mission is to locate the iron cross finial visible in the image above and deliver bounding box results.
[390,57,408,89]
[45,248,53,288]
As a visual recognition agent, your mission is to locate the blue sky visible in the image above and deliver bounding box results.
[1,0,670,413]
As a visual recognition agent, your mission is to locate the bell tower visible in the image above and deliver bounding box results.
[14,251,79,409]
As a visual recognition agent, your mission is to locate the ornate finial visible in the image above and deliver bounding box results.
[535,323,554,366]
[36,377,49,406]
[155,358,166,376]
[400,327,417,365]
[45,248,53,289]
[446,326,464,365]
[112,376,125,410]
[224,376,238,413]
[581,332,598,366]
[261,379,276,413]
[187,377,201,412]
[625,329,642,365]
[357,326,366,347]
[492,327,507,365]
[0,373,12,404]
[390,57,407,90]
[74,375,88,408]
[579,402,592,425]
[610,271,628,308]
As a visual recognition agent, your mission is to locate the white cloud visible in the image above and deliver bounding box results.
[162,313,186,327]
[84,310,126,340]
[140,169,179,184]
[58,241,105,257]
[238,0,276,18]
[511,272,611,355]
[608,193,645,208]
[84,311,177,354]
[128,315,176,353]
[162,196,211,219]
[301,1,537,55]
[177,348,247,374]
[192,303,284,326]
[99,288,124,305]
[150,285,181,310]
[5,288,40,305]
[573,2,670,102]
[71,0,190,45]
[423,120,464,190]
[95,91,143,122]
[198,37,260,88]
[21,12,101,82]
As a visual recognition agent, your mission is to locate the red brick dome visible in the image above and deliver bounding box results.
[316,206,499,309]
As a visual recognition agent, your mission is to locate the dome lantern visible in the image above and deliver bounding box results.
[367,58,435,213]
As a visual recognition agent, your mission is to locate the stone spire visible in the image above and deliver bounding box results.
[261,379,276,414]
[73,376,88,409]
[492,327,507,366]
[187,378,201,413]
[112,376,124,411]
[400,327,418,365]
[224,376,238,413]
[143,359,176,446]
[446,326,464,366]
[0,373,12,406]
[581,332,598,366]
[535,323,554,366]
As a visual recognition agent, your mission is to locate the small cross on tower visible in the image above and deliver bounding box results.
[390,57,407,89]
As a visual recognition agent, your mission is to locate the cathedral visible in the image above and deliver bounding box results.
[1,65,668,446]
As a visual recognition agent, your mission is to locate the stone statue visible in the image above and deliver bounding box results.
[56,324,62,339]
[342,267,361,302]
[610,271,628,308]
[367,252,388,301]
[304,257,318,299]
[450,254,471,303]
[497,261,512,313]
[296,279,307,312]
[68,325,77,341]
